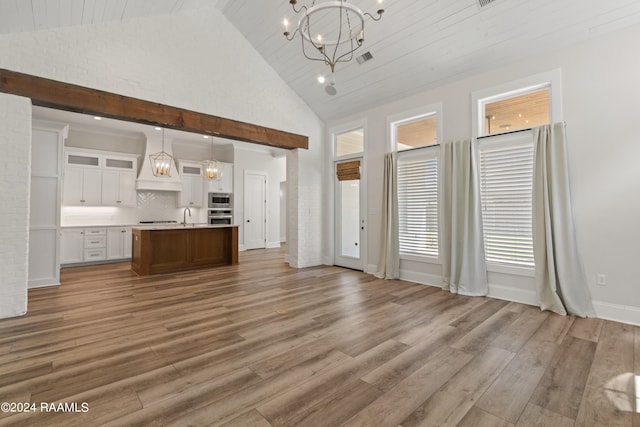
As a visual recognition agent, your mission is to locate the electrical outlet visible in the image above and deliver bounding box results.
[597,274,606,286]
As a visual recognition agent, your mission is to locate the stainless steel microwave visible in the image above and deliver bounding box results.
[208,192,231,208]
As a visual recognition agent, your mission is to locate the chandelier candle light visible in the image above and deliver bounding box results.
[149,128,174,177]
[283,0,384,73]
[203,137,222,180]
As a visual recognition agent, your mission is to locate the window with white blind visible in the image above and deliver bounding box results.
[397,147,439,259]
[478,132,534,267]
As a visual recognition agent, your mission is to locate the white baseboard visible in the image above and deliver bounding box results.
[593,301,640,326]
[28,280,60,289]
[0,308,27,320]
[267,241,281,249]
[239,244,246,252]
[397,270,539,305]
[488,284,538,307]
[289,257,325,269]
[366,264,378,275]
[341,265,640,327]
[399,269,443,287]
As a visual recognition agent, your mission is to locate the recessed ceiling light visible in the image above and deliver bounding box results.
[154,127,162,130]
[317,75,326,84]
[93,116,102,120]
[203,135,210,139]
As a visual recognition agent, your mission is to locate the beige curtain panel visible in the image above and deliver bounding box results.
[532,123,595,317]
[376,152,399,279]
[441,139,488,296]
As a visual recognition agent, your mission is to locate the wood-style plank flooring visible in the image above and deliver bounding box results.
[0,247,638,426]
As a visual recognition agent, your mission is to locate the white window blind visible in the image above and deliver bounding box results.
[478,133,534,267]
[398,149,438,258]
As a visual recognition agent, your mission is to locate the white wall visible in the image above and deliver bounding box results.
[0,7,324,318]
[66,128,144,156]
[0,93,31,319]
[326,23,640,325]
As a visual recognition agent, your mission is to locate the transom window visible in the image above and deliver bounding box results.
[396,114,438,150]
[335,129,364,157]
[481,86,550,136]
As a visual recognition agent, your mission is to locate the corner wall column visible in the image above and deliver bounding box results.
[0,92,32,318]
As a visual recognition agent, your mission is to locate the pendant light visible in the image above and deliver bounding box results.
[149,128,174,177]
[283,0,384,73]
[203,137,223,181]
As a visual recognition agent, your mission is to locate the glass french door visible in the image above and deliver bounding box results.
[334,158,364,270]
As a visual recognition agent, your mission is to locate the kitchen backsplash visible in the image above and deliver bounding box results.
[61,191,206,226]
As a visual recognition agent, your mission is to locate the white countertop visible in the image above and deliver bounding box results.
[61,223,237,229]
[132,224,238,231]
[60,224,138,228]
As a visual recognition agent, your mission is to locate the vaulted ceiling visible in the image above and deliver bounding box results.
[2,0,640,123]
[217,0,640,121]
[0,0,213,33]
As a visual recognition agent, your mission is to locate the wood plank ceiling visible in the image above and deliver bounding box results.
[0,0,213,33]
[217,0,640,121]
[2,0,640,123]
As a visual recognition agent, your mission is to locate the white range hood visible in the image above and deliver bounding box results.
[136,131,183,192]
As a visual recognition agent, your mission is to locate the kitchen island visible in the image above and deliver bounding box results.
[131,224,238,275]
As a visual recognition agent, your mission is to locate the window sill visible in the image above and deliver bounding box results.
[486,262,534,277]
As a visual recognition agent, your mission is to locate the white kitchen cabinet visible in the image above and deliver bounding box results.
[178,176,204,207]
[177,161,204,207]
[102,154,137,207]
[107,227,132,260]
[84,227,106,262]
[61,227,132,265]
[66,151,101,168]
[62,149,138,207]
[102,171,136,206]
[60,228,84,264]
[208,162,233,193]
[29,122,66,288]
[104,155,136,172]
[63,166,102,205]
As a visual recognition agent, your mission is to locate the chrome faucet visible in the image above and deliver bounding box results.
[182,207,191,226]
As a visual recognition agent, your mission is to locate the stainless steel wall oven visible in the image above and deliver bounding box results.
[208,193,233,225]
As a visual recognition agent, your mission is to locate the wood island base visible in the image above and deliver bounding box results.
[131,225,238,276]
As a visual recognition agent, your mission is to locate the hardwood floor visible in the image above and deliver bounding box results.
[0,247,638,426]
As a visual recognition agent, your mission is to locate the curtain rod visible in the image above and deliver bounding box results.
[476,127,533,140]
[397,143,441,154]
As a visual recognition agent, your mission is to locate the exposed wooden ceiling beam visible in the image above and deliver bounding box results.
[0,68,308,150]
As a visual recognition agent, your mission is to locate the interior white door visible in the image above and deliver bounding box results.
[244,170,267,250]
[335,159,365,270]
